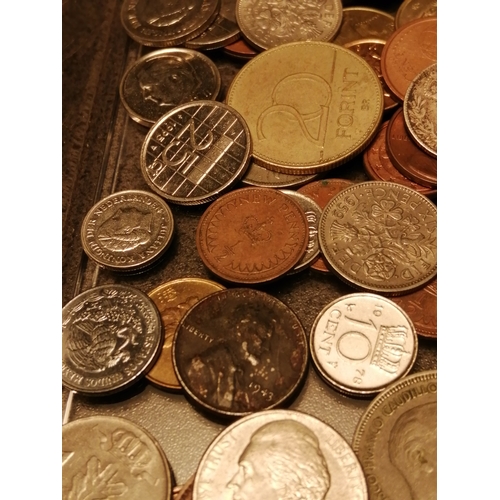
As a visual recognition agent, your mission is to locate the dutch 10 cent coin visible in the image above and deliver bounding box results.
[62,284,163,395]
[141,101,251,205]
[319,181,437,294]
[310,293,418,397]
[63,415,172,500]
[353,370,437,500]
[193,409,368,500]
[172,288,308,418]
[226,41,383,174]
[81,190,174,272]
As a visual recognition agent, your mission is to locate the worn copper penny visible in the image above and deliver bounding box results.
[172,288,308,417]
[380,17,437,102]
[364,121,437,196]
[241,161,319,188]
[386,108,437,188]
[196,187,309,284]
[395,0,437,29]
[174,475,195,500]
[223,37,257,60]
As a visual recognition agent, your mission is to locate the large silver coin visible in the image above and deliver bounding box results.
[62,284,163,395]
[193,409,368,500]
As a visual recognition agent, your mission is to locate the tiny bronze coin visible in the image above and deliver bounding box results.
[120,48,221,127]
[310,293,418,397]
[173,288,308,418]
[319,181,437,294]
[353,370,437,500]
[223,37,257,60]
[63,416,172,500]
[241,161,319,188]
[395,0,437,29]
[141,101,251,205]
[62,284,163,395]
[81,190,175,273]
[146,277,225,390]
[196,187,309,284]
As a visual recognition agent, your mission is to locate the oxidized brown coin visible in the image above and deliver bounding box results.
[386,108,437,188]
[223,37,257,60]
[241,161,319,188]
[196,187,309,284]
[174,475,195,500]
[395,0,437,29]
[381,17,437,102]
[353,370,437,500]
[319,181,437,294]
[173,288,308,417]
[364,121,437,196]
[146,278,225,390]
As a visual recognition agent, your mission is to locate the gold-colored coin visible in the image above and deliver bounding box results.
[226,41,383,174]
[395,0,437,29]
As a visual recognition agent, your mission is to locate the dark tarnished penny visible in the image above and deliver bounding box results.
[172,288,308,417]
[395,0,437,29]
[364,121,437,196]
[386,108,437,188]
[62,284,163,395]
[223,37,257,60]
[120,48,221,127]
[141,101,251,205]
[196,187,309,284]
[241,161,319,188]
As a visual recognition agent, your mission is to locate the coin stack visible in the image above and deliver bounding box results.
[62,1,438,499]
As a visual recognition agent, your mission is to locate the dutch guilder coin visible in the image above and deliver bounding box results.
[146,277,225,390]
[141,101,251,205]
[319,181,437,294]
[120,48,221,127]
[395,0,437,29]
[121,0,220,47]
[310,293,418,397]
[226,41,383,174]
[196,187,309,284]
[62,416,172,500]
[62,284,163,395]
[173,288,308,417]
[193,409,368,499]
[81,190,174,272]
[353,370,437,500]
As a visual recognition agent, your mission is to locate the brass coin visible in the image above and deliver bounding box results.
[318,181,437,294]
[395,0,437,29]
[403,63,437,158]
[353,370,437,500]
[119,48,221,127]
[120,0,220,47]
[80,190,175,272]
[146,277,225,390]
[140,100,251,205]
[172,288,308,418]
[241,161,319,188]
[235,0,342,51]
[226,41,384,174]
[196,187,309,284]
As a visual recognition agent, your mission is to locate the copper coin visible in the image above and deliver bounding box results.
[386,108,437,188]
[172,288,308,418]
[196,187,309,284]
[223,37,257,60]
[364,121,436,196]
[380,17,437,102]
[395,0,437,29]
[174,475,195,500]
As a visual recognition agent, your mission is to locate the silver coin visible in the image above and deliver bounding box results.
[141,100,252,205]
[193,409,368,500]
[310,293,418,396]
[62,415,172,500]
[81,190,175,272]
[62,284,163,395]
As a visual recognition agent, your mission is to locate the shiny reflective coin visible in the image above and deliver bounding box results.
[395,0,437,29]
[241,161,319,188]
[141,101,251,205]
[193,409,368,499]
[310,293,418,396]
[173,288,308,417]
[404,63,437,158]
[236,0,342,51]
[120,49,221,127]
[81,190,174,272]
[226,41,383,174]
[196,187,309,284]
[223,37,257,60]
[121,0,220,47]
[62,284,163,395]
[353,370,437,500]
[62,416,172,500]
[319,181,437,294]
[146,277,225,390]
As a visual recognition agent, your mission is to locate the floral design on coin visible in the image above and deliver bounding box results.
[141,101,251,205]
[319,181,437,294]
